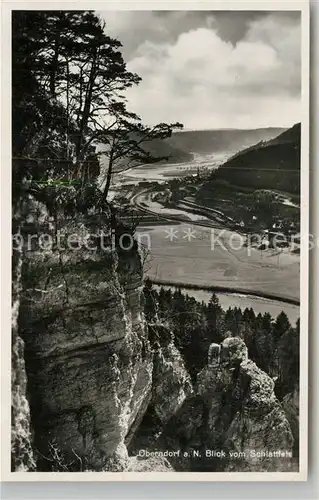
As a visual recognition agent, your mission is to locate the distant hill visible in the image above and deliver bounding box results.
[100,127,288,173]
[267,122,301,146]
[141,137,193,164]
[215,123,301,194]
[143,127,286,165]
[99,136,193,174]
[165,127,286,155]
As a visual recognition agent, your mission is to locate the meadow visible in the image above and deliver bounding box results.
[138,222,300,302]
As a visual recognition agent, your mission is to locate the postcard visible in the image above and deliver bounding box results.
[1,0,309,481]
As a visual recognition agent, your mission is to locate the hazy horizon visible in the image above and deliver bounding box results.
[171,125,290,133]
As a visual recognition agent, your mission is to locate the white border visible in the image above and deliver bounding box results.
[0,0,310,482]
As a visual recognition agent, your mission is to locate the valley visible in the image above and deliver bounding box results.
[111,126,301,323]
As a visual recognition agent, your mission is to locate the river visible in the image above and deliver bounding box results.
[153,285,299,325]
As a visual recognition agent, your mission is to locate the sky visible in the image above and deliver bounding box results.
[98,10,301,130]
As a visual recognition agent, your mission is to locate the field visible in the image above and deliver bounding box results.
[137,222,300,302]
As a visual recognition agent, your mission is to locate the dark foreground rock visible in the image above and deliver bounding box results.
[14,204,296,473]
[133,337,296,472]
[19,214,153,471]
[11,208,35,472]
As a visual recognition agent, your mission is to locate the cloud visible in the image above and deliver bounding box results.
[99,11,301,129]
[98,11,278,61]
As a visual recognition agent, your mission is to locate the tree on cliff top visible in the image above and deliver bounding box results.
[12,11,183,208]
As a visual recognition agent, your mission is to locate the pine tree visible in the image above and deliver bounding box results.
[254,312,274,373]
[206,293,224,342]
[143,279,158,321]
[12,10,183,209]
[273,311,291,342]
[275,323,300,398]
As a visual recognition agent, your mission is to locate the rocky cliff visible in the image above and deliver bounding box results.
[13,206,296,473]
[132,337,296,472]
[196,338,294,471]
[18,210,154,471]
[148,324,193,424]
[127,323,193,462]
[11,211,35,471]
[13,200,194,472]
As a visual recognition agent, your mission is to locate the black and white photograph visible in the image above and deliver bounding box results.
[5,2,309,480]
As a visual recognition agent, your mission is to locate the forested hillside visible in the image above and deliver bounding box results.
[165,127,286,154]
[215,123,301,193]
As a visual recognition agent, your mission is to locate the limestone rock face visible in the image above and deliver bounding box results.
[208,343,220,366]
[219,336,248,366]
[282,388,299,455]
[14,205,297,473]
[148,324,193,424]
[218,359,294,471]
[127,455,174,472]
[163,337,294,472]
[11,219,35,472]
[19,217,153,471]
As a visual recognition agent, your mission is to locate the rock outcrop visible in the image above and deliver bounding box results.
[14,203,297,473]
[282,388,299,456]
[127,455,174,472]
[158,337,295,472]
[19,214,153,471]
[11,218,35,471]
[127,323,193,463]
[148,324,193,424]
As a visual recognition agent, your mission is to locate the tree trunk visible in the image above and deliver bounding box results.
[75,47,98,174]
[102,145,114,202]
[77,66,83,125]
[50,18,61,97]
